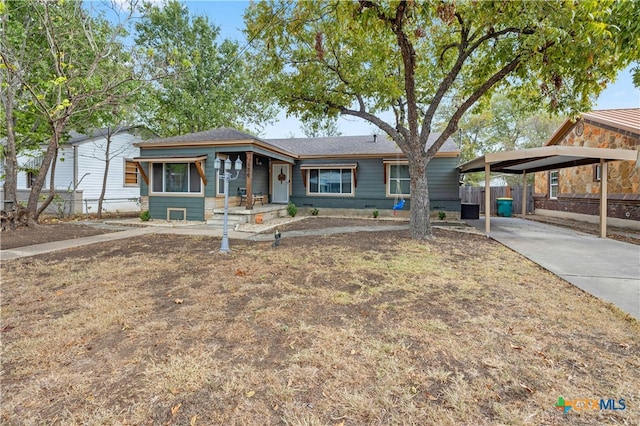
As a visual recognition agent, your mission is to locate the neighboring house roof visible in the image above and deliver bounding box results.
[546,108,640,146]
[267,133,458,158]
[136,127,459,159]
[65,125,148,145]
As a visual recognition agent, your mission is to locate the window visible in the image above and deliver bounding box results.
[549,170,559,199]
[307,168,353,195]
[124,160,139,186]
[594,164,601,182]
[26,171,38,188]
[387,163,410,197]
[151,162,202,194]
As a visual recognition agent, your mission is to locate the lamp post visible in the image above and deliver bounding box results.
[214,156,243,253]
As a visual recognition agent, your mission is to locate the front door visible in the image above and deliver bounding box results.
[271,163,290,203]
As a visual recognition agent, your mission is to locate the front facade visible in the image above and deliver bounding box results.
[534,109,640,223]
[134,128,461,221]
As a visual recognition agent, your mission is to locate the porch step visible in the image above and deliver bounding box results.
[206,216,244,228]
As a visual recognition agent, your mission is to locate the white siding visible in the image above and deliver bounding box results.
[13,130,141,213]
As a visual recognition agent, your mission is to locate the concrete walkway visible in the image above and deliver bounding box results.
[467,217,640,320]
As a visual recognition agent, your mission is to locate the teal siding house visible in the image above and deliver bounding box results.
[133,128,460,221]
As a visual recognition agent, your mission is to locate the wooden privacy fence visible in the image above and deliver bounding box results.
[459,185,534,215]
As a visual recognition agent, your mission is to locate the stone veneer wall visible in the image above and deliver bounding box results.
[534,119,639,221]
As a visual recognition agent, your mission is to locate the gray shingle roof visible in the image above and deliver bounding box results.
[266,133,458,156]
[137,127,459,157]
[138,127,266,145]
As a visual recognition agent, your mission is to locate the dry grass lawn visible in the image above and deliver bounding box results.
[1,220,638,425]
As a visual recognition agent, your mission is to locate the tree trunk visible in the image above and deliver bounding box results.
[2,102,18,210]
[408,154,433,240]
[97,155,110,219]
[35,152,59,220]
[26,122,65,225]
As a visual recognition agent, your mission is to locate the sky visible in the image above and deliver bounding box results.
[181,1,639,138]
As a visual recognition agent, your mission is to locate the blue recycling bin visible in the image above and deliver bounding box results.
[496,198,513,217]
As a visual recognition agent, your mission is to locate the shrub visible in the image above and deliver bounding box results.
[438,211,446,220]
[309,208,319,216]
[287,202,297,217]
[140,210,151,221]
[372,209,379,218]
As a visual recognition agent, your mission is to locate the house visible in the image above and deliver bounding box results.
[5,126,144,214]
[133,128,461,221]
[533,108,640,226]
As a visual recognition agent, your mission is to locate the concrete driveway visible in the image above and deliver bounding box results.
[467,217,640,320]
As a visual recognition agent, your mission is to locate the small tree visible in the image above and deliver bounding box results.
[1,0,159,225]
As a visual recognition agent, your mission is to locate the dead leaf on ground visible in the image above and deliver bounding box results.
[174,298,183,304]
[519,383,535,393]
[171,403,182,415]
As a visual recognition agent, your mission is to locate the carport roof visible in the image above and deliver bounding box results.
[459,145,638,174]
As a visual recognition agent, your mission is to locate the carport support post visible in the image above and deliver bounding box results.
[522,171,527,217]
[485,162,491,236]
[599,159,608,238]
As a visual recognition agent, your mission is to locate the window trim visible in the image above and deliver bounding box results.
[149,162,204,196]
[304,166,355,197]
[549,170,559,199]
[123,159,140,187]
[385,161,411,198]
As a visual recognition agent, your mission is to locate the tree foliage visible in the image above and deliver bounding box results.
[1,0,149,223]
[454,95,565,186]
[133,0,276,137]
[300,116,342,138]
[245,0,638,239]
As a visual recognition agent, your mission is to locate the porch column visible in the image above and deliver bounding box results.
[599,159,608,238]
[246,151,254,210]
[522,171,527,217]
[485,162,491,236]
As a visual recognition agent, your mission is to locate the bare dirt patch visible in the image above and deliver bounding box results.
[1,219,639,425]
[0,223,116,250]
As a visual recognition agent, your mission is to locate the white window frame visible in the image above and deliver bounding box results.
[549,170,559,199]
[123,159,140,187]
[386,162,411,198]
[306,167,355,197]
[150,162,204,196]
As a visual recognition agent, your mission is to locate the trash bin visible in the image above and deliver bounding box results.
[496,198,513,217]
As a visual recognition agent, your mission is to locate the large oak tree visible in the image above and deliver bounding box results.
[245,0,639,239]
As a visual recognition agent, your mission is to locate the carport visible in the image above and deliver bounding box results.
[459,146,639,238]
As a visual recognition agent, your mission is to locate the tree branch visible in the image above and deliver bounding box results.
[426,55,522,159]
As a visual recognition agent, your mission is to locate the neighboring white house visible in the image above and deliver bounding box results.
[6,126,144,214]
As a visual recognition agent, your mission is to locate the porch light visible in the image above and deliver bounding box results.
[214,157,221,170]
[224,158,231,171]
[235,156,243,170]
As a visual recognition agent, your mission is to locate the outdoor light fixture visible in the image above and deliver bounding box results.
[214,155,243,253]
